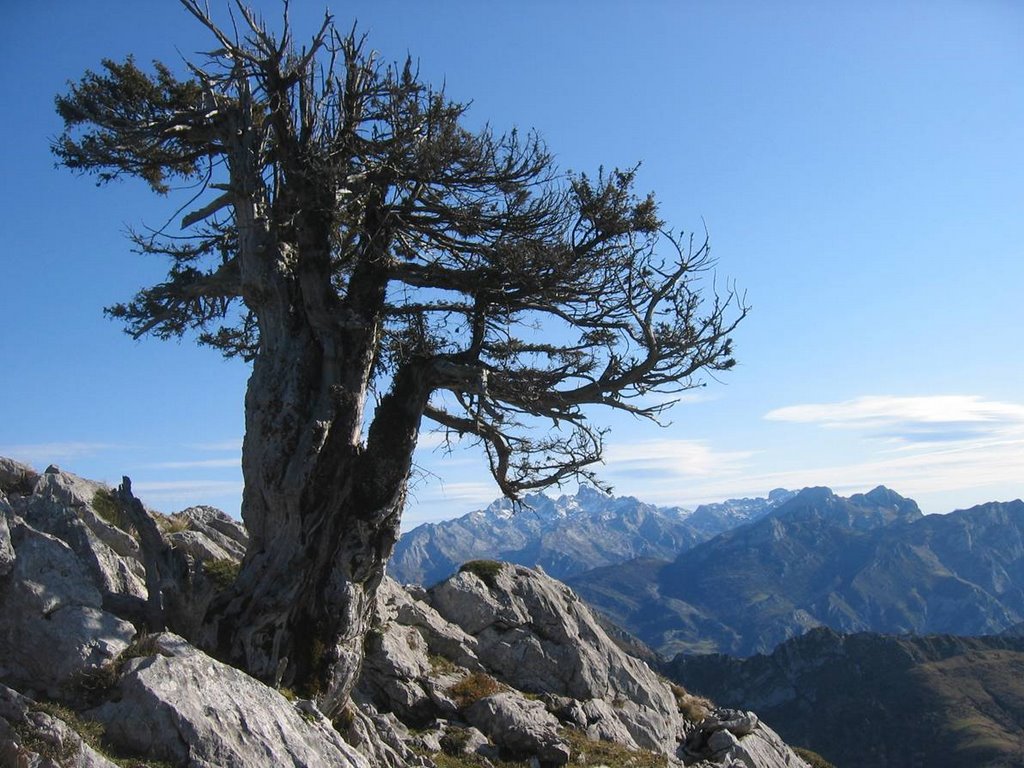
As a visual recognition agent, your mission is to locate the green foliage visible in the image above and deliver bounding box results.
[439,727,472,756]
[92,487,129,530]
[429,653,459,675]
[54,56,205,193]
[202,557,241,589]
[459,560,504,589]
[792,747,836,768]
[446,672,503,708]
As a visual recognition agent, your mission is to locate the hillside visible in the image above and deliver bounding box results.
[666,628,1024,768]
[390,486,794,585]
[570,487,1024,656]
[0,457,810,767]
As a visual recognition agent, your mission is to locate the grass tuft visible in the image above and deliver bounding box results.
[459,559,504,588]
[446,672,503,708]
[202,557,241,589]
[92,487,129,531]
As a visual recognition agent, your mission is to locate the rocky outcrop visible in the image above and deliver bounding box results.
[0,684,120,768]
[0,515,135,697]
[359,562,810,767]
[684,709,806,767]
[0,457,809,768]
[428,563,685,754]
[92,633,369,768]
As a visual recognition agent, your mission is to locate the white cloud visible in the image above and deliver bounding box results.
[187,438,243,452]
[131,479,244,513]
[603,438,754,478]
[765,394,1024,432]
[146,458,241,469]
[754,394,1024,512]
[0,442,117,465]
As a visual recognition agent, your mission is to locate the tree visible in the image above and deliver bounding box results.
[54,1,745,714]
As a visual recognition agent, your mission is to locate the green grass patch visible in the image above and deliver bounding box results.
[202,557,241,589]
[92,488,129,530]
[459,559,504,588]
[429,653,459,675]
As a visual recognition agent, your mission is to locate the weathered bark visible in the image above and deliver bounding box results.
[200,280,429,714]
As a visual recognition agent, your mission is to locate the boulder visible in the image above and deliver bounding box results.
[172,505,248,560]
[166,528,239,562]
[429,564,685,754]
[0,519,135,697]
[22,467,146,600]
[379,577,483,671]
[92,633,370,768]
[464,692,570,765]
[684,708,809,768]
[359,622,436,722]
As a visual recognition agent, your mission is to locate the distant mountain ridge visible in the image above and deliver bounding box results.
[666,627,1024,768]
[569,486,1024,656]
[389,486,795,585]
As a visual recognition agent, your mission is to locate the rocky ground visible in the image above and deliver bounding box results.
[0,456,809,767]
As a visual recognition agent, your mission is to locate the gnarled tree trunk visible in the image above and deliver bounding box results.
[200,215,429,712]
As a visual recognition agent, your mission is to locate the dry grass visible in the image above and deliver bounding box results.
[446,672,504,708]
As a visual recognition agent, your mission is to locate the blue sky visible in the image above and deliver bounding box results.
[2,1,1023,528]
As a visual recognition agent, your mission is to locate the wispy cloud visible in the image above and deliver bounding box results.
[146,458,241,469]
[0,442,117,466]
[604,438,754,478]
[186,438,243,452]
[755,394,1024,511]
[765,394,1024,442]
[131,479,244,512]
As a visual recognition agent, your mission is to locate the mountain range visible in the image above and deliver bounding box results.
[666,627,1024,768]
[569,486,1024,656]
[389,485,795,585]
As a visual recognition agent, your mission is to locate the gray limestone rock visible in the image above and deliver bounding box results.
[359,621,436,722]
[685,709,808,768]
[0,457,38,496]
[0,519,135,697]
[173,505,248,559]
[92,632,370,768]
[0,684,120,768]
[379,577,484,671]
[429,564,685,754]
[23,468,146,600]
[464,692,570,765]
[0,496,14,577]
[166,528,238,562]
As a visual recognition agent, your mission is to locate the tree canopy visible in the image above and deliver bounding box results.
[55,1,744,499]
[54,0,746,704]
